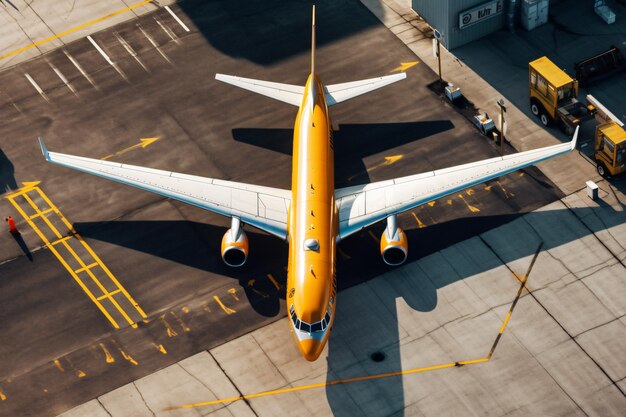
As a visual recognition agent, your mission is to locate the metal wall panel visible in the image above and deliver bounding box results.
[413,0,506,50]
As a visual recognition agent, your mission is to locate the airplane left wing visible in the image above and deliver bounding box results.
[335,128,578,240]
[215,74,304,107]
[39,138,291,239]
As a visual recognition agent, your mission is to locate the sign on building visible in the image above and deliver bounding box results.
[459,0,503,29]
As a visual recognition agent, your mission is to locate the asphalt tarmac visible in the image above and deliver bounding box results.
[0,1,565,415]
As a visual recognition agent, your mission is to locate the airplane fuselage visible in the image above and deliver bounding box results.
[287,74,337,361]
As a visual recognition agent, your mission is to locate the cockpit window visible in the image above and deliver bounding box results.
[290,304,332,334]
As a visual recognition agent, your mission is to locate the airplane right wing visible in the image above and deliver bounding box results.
[335,128,578,240]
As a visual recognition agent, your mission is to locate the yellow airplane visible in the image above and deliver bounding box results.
[39,6,577,361]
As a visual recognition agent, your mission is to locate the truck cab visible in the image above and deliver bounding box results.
[529,57,595,134]
[595,121,626,177]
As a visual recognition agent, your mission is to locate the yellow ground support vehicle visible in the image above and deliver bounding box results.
[529,57,595,134]
[587,95,626,177]
[594,121,626,177]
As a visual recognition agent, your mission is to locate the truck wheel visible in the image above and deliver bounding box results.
[531,102,540,116]
[540,112,551,126]
[597,163,608,177]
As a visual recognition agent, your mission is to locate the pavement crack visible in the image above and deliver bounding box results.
[132,381,156,417]
[207,350,260,417]
[96,398,113,417]
[574,315,625,341]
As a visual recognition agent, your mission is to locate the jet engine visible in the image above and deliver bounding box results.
[380,214,408,266]
[221,217,249,267]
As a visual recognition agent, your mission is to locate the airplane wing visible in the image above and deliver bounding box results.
[215,74,304,107]
[39,138,291,239]
[324,73,406,106]
[335,128,578,240]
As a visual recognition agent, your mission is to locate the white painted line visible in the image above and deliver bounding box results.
[48,62,77,94]
[63,49,99,90]
[138,24,172,64]
[165,6,190,32]
[87,35,114,66]
[24,73,49,102]
[155,18,179,44]
[114,32,149,73]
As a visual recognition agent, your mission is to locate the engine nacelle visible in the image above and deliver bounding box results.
[221,217,249,267]
[380,215,408,266]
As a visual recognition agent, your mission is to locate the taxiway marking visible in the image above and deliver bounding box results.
[48,62,77,94]
[165,246,541,411]
[213,295,236,315]
[101,137,160,160]
[165,5,190,32]
[24,73,49,102]
[64,50,99,90]
[390,61,419,73]
[0,0,156,61]
[5,182,147,329]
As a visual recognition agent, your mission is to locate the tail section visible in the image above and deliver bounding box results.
[311,4,316,77]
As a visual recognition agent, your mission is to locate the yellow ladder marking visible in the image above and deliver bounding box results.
[165,245,542,412]
[5,184,147,329]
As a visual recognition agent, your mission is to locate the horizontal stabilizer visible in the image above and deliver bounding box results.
[215,74,304,107]
[324,73,406,106]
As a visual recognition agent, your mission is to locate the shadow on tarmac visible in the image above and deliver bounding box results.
[233,120,455,187]
[74,184,626,415]
[0,148,18,193]
[177,0,381,66]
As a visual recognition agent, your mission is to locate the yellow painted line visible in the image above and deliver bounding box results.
[411,212,426,228]
[0,387,6,401]
[368,230,380,244]
[75,262,99,273]
[153,343,168,354]
[458,194,480,213]
[165,245,539,411]
[170,311,190,332]
[213,295,236,315]
[161,315,178,337]
[53,359,65,372]
[28,207,55,219]
[0,0,156,62]
[97,289,122,301]
[100,343,115,363]
[427,201,436,207]
[266,274,281,290]
[6,184,147,329]
[76,369,86,378]
[119,348,139,366]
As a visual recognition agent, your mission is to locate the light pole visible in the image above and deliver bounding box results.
[497,98,506,156]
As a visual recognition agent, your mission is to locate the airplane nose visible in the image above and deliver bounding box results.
[299,339,323,361]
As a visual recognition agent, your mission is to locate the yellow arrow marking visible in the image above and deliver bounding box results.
[228,288,240,301]
[118,349,138,366]
[390,61,419,73]
[101,137,160,160]
[266,274,281,291]
[349,155,404,181]
[458,194,480,213]
[214,295,236,315]
[247,279,270,298]
[411,212,426,228]
[161,315,178,337]
[153,343,167,354]
[181,306,190,313]
[427,201,436,207]
[53,359,65,372]
[99,343,115,363]
[171,311,190,332]
[76,370,86,378]
[0,387,6,401]
[496,181,515,198]
[3,181,41,199]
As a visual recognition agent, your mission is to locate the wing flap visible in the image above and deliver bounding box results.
[215,74,304,107]
[40,138,290,239]
[336,129,578,240]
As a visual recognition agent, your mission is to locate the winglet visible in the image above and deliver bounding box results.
[570,126,579,151]
[38,137,50,161]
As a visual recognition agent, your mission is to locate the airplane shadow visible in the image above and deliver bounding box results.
[75,184,626,416]
[0,148,18,194]
[177,0,382,66]
[233,120,455,187]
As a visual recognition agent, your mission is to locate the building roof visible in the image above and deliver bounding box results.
[529,57,573,88]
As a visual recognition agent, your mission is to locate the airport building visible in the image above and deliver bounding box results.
[412,0,549,50]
